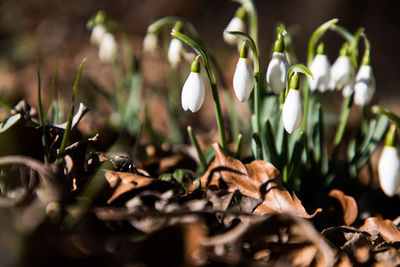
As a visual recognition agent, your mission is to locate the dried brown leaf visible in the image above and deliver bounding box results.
[360,217,400,242]
[195,143,320,218]
[105,171,155,204]
[329,189,358,226]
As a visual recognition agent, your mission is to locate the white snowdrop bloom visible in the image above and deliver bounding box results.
[329,43,354,91]
[233,43,254,102]
[353,64,375,106]
[90,24,106,46]
[181,58,205,112]
[266,53,289,94]
[223,17,246,45]
[143,32,158,55]
[308,43,331,92]
[99,32,117,63]
[378,125,400,197]
[266,37,288,94]
[282,73,303,134]
[330,56,353,90]
[168,38,183,68]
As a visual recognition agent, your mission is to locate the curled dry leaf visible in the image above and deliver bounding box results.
[360,217,400,242]
[329,189,358,226]
[194,143,321,218]
[105,171,156,204]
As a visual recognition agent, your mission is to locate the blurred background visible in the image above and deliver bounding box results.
[0,0,399,133]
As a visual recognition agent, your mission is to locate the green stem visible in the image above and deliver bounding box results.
[211,83,227,149]
[372,105,400,128]
[187,126,207,172]
[332,93,353,161]
[171,30,227,149]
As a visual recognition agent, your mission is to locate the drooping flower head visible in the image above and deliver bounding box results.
[223,7,246,45]
[378,124,400,197]
[143,31,158,56]
[330,42,354,91]
[282,73,304,134]
[233,41,254,102]
[168,22,184,68]
[99,32,117,63]
[354,51,375,106]
[266,34,289,94]
[90,24,107,46]
[181,56,205,113]
[308,42,331,92]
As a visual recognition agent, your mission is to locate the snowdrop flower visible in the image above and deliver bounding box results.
[308,42,331,92]
[181,56,205,112]
[329,43,354,91]
[266,37,289,94]
[99,32,117,63]
[378,124,400,197]
[168,38,183,68]
[233,42,254,102]
[143,32,158,55]
[90,24,106,46]
[282,73,303,134]
[223,7,246,45]
[354,52,375,106]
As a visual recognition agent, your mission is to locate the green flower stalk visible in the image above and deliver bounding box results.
[171,30,227,150]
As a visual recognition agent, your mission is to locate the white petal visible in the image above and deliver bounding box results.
[329,56,353,90]
[90,24,106,46]
[223,17,245,45]
[266,52,289,94]
[353,65,375,105]
[143,33,158,55]
[354,81,374,106]
[99,33,117,62]
[282,89,304,134]
[378,146,400,197]
[168,38,183,68]
[342,84,354,98]
[181,72,205,113]
[308,54,331,92]
[233,58,254,102]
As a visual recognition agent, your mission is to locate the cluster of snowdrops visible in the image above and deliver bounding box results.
[87,4,400,198]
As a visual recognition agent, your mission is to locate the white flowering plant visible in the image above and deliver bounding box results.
[138,0,394,197]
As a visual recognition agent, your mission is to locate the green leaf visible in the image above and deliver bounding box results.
[58,59,85,157]
[0,114,21,133]
[264,119,279,166]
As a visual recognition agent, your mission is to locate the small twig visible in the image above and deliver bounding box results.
[94,207,254,221]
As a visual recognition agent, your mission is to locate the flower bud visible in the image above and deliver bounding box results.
[90,24,106,46]
[181,57,205,112]
[378,125,400,197]
[233,42,254,102]
[99,32,117,62]
[308,43,331,92]
[282,73,303,134]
